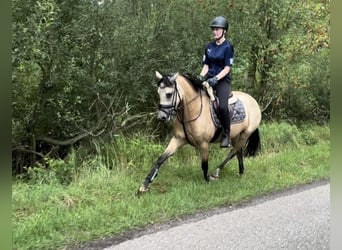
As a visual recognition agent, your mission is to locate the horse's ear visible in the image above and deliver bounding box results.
[170,72,179,83]
[155,71,163,80]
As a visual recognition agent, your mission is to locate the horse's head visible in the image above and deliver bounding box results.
[155,71,180,121]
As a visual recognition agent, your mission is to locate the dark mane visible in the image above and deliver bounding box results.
[157,72,203,91]
[180,73,204,91]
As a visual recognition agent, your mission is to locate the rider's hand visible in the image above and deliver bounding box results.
[197,75,205,82]
[207,76,218,87]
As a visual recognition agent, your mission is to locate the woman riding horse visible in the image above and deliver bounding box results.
[138,71,261,194]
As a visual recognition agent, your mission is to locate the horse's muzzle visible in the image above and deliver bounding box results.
[157,110,171,121]
[157,104,175,121]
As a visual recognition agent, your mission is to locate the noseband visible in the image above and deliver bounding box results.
[158,103,177,117]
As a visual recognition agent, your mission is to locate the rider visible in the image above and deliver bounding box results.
[198,16,234,148]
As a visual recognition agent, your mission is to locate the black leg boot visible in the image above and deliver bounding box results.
[220,128,231,148]
[220,111,231,148]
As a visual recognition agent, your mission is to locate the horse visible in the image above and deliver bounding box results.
[138,71,262,194]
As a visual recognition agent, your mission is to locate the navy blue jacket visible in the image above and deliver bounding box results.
[203,40,234,81]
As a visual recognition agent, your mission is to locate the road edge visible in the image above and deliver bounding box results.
[70,178,330,250]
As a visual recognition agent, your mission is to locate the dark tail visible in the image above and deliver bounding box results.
[244,128,261,157]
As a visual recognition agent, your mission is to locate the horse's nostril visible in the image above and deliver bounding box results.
[158,116,167,121]
[157,112,167,121]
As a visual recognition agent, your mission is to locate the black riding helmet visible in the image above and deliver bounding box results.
[210,16,229,31]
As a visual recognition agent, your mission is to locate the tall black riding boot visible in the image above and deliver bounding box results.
[220,110,231,148]
[221,128,231,148]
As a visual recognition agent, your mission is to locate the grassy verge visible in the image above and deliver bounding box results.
[12,122,330,249]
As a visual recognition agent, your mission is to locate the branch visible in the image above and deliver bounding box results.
[38,131,92,146]
[120,113,152,127]
[36,87,152,147]
[261,95,275,113]
[37,113,151,147]
[12,146,45,158]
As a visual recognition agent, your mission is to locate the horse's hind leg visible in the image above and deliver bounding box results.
[235,130,256,175]
[210,148,236,180]
[236,148,244,175]
[211,131,250,179]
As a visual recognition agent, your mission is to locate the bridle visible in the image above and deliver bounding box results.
[157,76,181,119]
[157,75,203,123]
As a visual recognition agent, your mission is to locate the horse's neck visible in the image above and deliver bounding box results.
[177,78,199,104]
[176,78,203,121]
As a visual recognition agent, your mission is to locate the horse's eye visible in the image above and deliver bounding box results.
[166,93,173,99]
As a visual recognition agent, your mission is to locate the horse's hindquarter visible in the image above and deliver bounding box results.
[232,91,261,133]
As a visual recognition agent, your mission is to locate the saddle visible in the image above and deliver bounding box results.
[201,82,246,127]
[208,92,246,128]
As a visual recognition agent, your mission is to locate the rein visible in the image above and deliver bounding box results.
[174,79,204,146]
[176,88,203,124]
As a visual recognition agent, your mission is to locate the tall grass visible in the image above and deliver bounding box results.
[12,122,330,249]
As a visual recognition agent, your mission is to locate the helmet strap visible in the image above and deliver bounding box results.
[215,30,226,42]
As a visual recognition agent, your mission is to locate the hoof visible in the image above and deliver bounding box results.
[137,185,149,196]
[210,174,219,181]
[204,175,210,182]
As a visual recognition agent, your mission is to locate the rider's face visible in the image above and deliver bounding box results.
[211,27,225,40]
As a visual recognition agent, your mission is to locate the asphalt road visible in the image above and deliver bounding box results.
[102,181,330,250]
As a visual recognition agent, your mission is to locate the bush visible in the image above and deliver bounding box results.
[24,158,76,185]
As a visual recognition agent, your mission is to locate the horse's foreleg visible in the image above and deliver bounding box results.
[138,137,186,194]
[199,142,210,182]
[140,153,168,191]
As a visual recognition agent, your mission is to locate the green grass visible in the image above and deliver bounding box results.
[12,122,330,250]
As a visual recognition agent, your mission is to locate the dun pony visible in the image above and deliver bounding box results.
[138,71,261,194]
